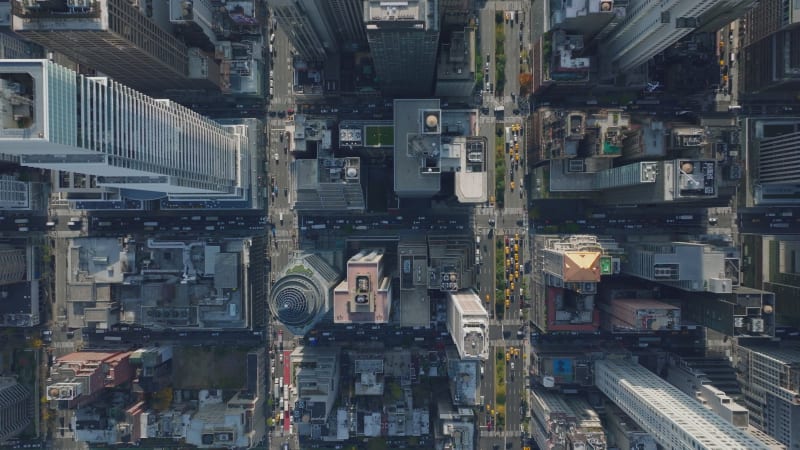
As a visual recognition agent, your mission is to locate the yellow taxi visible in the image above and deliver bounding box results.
[505,299,510,309]
[485,294,491,303]
[504,246,510,255]
[514,243,519,253]
[514,253,519,263]
[515,152,520,162]
[505,288,510,298]
[515,233,520,242]
[515,271,520,280]
[505,351,511,362]
[510,281,515,291]
[510,181,515,191]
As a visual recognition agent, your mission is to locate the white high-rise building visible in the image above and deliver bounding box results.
[599,0,749,78]
[446,290,489,360]
[0,59,249,197]
[595,359,772,450]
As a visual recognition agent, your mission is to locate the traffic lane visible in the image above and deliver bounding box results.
[84,329,264,345]
[504,18,522,105]
[269,127,292,212]
[505,349,525,430]
[738,214,800,234]
[0,215,46,232]
[271,26,294,103]
[89,215,266,235]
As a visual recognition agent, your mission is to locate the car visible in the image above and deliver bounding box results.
[708,217,718,225]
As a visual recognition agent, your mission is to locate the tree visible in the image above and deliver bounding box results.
[519,73,533,96]
[152,387,173,411]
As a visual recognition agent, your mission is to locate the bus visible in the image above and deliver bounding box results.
[104,336,122,341]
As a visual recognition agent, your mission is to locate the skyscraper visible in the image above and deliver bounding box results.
[741,0,800,93]
[269,0,338,62]
[749,118,800,186]
[10,0,220,93]
[365,0,440,97]
[0,59,250,197]
[734,342,800,448]
[599,0,752,79]
[322,0,367,49]
[0,378,32,443]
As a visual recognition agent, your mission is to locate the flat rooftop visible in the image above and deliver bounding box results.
[394,99,442,197]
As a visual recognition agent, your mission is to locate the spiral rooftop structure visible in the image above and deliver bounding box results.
[269,253,340,335]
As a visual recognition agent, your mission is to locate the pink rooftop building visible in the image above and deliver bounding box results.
[333,249,392,323]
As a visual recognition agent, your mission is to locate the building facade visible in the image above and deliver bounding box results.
[0,245,26,286]
[595,159,718,204]
[434,29,476,98]
[0,378,32,443]
[595,358,771,450]
[323,0,367,49]
[734,342,800,448]
[741,0,800,93]
[269,0,338,62]
[365,0,440,97]
[621,241,736,293]
[751,118,800,186]
[11,0,219,93]
[599,0,749,79]
[0,60,251,197]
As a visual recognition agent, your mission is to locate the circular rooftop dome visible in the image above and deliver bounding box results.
[269,273,324,330]
[425,114,438,128]
[681,161,694,174]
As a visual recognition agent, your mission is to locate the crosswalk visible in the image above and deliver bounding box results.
[480,430,523,438]
[490,339,525,347]
[489,319,523,326]
[501,207,526,216]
